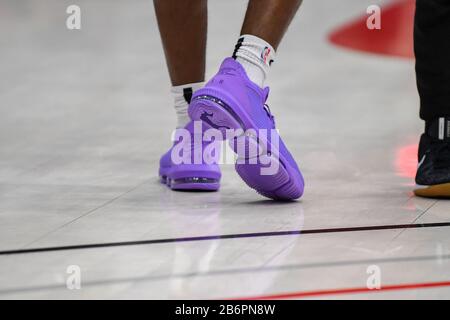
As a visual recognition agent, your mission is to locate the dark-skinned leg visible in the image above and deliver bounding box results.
[153,0,207,86]
[230,0,303,87]
[241,0,303,50]
[154,0,207,128]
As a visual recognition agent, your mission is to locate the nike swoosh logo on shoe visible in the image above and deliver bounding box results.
[418,154,427,168]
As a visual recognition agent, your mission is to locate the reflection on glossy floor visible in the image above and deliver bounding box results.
[1,0,449,299]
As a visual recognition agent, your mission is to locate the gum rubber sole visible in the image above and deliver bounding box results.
[189,95,303,200]
[414,182,450,198]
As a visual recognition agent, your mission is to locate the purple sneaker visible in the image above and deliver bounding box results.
[188,58,304,200]
[159,121,221,191]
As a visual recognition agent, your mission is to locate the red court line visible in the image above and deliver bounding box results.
[235,281,450,300]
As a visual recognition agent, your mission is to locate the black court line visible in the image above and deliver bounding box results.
[1,222,450,256]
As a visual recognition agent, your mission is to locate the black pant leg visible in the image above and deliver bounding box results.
[415,0,450,121]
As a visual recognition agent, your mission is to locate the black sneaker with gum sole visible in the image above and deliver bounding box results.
[415,117,450,198]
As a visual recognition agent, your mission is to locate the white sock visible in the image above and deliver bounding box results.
[232,34,276,88]
[171,82,204,128]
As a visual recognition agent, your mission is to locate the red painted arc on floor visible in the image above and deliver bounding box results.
[232,280,450,300]
[329,0,415,58]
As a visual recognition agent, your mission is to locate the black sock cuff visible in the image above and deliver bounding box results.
[426,117,450,141]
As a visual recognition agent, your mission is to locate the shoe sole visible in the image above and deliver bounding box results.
[189,91,303,200]
[414,183,450,198]
[160,175,220,191]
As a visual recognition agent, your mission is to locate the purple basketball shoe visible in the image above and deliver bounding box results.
[159,121,221,191]
[188,58,304,200]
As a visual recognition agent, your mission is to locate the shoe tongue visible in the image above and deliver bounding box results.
[219,58,242,74]
[220,57,272,117]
